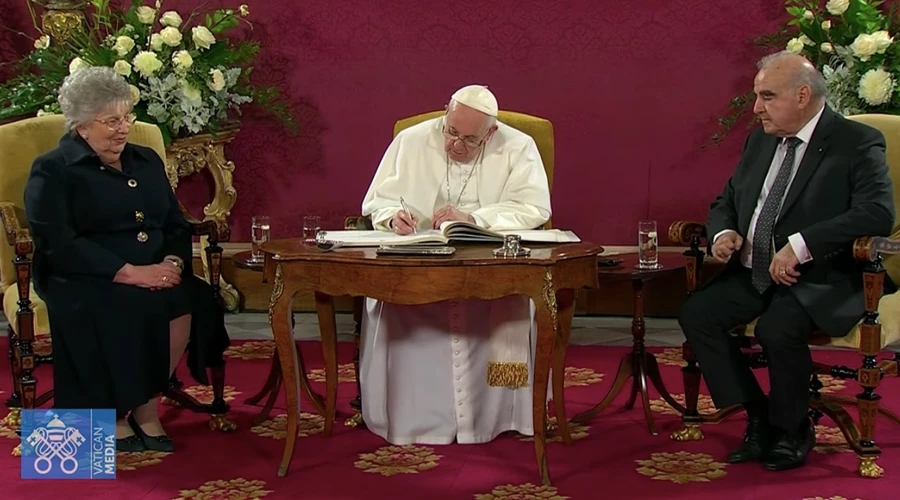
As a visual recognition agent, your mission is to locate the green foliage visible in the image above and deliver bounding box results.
[710,0,900,146]
[0,1,297,145]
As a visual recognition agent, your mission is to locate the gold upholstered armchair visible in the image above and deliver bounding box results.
[341,109,556,424]
[0,115,235,453]
[667,113,900,478]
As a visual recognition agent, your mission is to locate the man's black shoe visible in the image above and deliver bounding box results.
[727,415,771,463]
[762,419,816,471]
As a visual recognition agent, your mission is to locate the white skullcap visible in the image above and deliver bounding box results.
[451,85,498,117]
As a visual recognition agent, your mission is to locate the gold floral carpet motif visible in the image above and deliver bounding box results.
[563,366,604,387]
[474,483,569,499]
[0,341,893,499]
[354,445,442,476]
[308,362,358,383]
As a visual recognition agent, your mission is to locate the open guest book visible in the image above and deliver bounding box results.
[319,221,581,247]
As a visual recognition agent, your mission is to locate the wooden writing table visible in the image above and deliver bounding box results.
[259,239,603,485]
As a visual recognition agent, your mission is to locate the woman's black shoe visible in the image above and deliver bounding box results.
[116,434,146,452]
[127,414,174,452]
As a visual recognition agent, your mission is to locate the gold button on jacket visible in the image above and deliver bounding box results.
[137,231,148,242]
[127,179,138,188]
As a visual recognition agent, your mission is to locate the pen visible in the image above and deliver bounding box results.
[399,196,417,234]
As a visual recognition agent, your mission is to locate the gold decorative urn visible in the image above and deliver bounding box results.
[30,1,88,42]
[164,124,242,312]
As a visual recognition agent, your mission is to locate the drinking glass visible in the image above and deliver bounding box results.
[251,216,271,262]
[638,220,659,269]
[303,215,321,244]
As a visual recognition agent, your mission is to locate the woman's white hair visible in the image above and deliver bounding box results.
[57,66,133,135]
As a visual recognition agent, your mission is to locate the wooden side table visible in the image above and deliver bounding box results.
[571,252,687,435]
[231,250,321,424]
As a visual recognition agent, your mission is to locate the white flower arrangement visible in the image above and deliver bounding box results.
[780,0,899,115]
[1,0,296,144]
[711,0,900,145]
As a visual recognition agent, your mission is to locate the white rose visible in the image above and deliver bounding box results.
[113,59,132,76]
[821,42,834,53]
[113,35,135,56]
[851,34,879,61]
[159,27,182,47]
[191,26,216,50]
[159,11,183,27]
[68,57,89,73]
[872,31,893,53]
[132,51,163,77]
[207,69,226,92]
[129,84,141,104]
[803,10,814,20]
[821,20,832,31]
[181,80,202,103]
[136,6,156,24]
[150,33,164,51]
[33,35,49,50]
[172,50,193,72]
[799,35,814,46]
[826,0,849,16]
[786,38,805,54]
[858,68,895,106]
[239,4,249,17]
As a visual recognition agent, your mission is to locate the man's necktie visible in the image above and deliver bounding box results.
[751,137,803,294]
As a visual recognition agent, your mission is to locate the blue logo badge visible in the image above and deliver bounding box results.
[20,409,117,479]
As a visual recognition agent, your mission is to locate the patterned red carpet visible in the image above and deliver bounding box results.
[0,338,897,499]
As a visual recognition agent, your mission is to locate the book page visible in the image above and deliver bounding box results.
[317,230,447,247]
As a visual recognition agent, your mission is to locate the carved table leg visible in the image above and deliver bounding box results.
[245,314,325,424]
[347,296,365,428]
[316,292,339,437]
[572,278,680,436]
[531,268,560,486]
[271,265,303,478]
[551,289,575,445]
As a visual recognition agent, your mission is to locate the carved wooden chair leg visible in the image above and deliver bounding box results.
[4,325,21,425]
[672,341,704,441]
[346,296,365,428]
[208,363,235,431]
[853,255,886,478]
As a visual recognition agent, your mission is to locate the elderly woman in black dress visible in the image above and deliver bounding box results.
[24,66,230,452]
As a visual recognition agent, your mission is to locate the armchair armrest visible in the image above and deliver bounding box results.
[0,202,33,258]
[668,220,707,247]
[179,202,230,243]
[853,230,900,263]
[344,215,374,230]
[178,202,228,303]
[0,202,37,360]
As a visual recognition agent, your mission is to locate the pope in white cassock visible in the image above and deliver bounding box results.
[359,85,552,445]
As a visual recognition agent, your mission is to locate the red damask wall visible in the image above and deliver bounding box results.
[0,0,786,244]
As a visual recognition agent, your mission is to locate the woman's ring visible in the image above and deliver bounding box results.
[162,276,169,282]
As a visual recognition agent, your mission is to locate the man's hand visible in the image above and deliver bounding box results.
[769,243,801,286]
[432,205,475,229]
[391,210,418,235]
[711,231,743,262]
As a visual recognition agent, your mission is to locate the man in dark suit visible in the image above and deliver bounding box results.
[679,51,895,471]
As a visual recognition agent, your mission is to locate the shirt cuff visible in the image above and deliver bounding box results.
[470,212,487,228]
[788,232,813,263]
[712,229,737,244]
